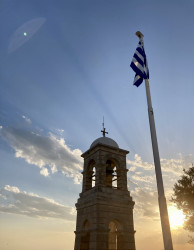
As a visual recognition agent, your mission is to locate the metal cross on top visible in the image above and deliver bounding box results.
[101,117,108,137]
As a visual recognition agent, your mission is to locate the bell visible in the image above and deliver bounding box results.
[106,161,113,175]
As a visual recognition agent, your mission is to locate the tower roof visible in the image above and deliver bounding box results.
[90,136,119,149]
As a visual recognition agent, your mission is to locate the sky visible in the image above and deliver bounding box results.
[0,0,194,249]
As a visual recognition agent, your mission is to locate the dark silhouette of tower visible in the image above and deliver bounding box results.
[74,134,136,250]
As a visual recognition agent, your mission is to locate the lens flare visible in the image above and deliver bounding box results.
[8,18,46,53]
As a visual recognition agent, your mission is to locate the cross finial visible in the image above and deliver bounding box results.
[101,116,108,137]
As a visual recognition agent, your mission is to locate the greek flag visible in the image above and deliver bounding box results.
[130,41,149,87]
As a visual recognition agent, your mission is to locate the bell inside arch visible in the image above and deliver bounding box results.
[106,160,114,175]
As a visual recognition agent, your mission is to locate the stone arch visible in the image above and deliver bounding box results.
[85,159,96,191]
[87,159,95,171]
[103,156,121,170]
[108,220,122,250]
[80,220,90,250]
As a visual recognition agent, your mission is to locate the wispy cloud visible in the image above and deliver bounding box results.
[0,185,75,220]
[127,154,153,171]
[133,187,159,219]
[55,128,65,136]
[128,153,192,189]
[128,153,193,219]
[0,127,83,183]
[22,115,32,124]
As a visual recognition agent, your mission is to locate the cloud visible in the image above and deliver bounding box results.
[131,174,155,184]
[40,167,49,177]
[127,153,193,189]
[55,129,65,136]
[0,185,75,220]
[0,127,83,183]
[127,154,155,190]
[22,115,32,124]
[127,154,153,171]
[127,153,194,219]
[132,187,159,219]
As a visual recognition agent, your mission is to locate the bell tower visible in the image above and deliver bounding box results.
[74,132,136,250]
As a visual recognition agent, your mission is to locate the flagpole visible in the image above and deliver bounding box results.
[136,31,173,250]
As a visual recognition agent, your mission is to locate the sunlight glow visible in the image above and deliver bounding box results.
[168,206,186,229]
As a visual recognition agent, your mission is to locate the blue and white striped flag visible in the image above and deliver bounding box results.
[130,41,149,87]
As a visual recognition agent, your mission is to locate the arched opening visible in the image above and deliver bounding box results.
[112,166,117,188]
[80,220,90,250]
[85,160,95,191]
[106,160,118,188]
[92,167,96,187]
[108,220,122,250]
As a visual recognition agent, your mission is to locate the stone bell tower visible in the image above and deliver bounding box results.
[74,129,136,250]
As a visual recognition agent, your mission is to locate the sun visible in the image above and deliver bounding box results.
[168,205,186,229]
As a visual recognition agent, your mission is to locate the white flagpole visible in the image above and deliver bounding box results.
[136,31,173,250]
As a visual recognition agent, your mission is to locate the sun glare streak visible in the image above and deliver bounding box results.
[168,206,186,229]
